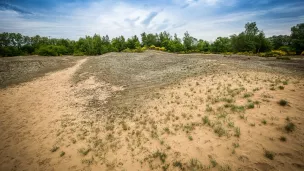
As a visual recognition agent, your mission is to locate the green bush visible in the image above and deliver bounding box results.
[73,50,85,56]
[36,45,68,56]
[159,47,166,51]
[149,45,156,50]
[259,50,286,57]
[0,46,22,57]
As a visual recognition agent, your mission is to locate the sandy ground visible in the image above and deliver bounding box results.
[0,58,117,171]
[0,52,304,171]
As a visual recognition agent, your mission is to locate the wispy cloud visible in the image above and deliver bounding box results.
[0,0,303,41]
[0,2,32,14]
[141,12,159,26]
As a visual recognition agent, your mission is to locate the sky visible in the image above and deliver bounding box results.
[0,0,304,41]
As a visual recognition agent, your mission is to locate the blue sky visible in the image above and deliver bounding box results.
[0,0,303,40]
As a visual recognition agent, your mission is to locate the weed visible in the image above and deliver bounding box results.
[188,135,193,141]
[214,126,226,137]
[230,105,245,113]
[210,158,218,167]
[50,146,59,152]
[206,105,213,112]
[78,148,91,156]
[60,151,65,157]
[246,103,254,109]
[265,150,275,160]
[219,164,232,171]
[239,114,245,119]
[173,161,183,169]
[71,138,77,144]
[261,119,267,125]
[162,164,170,171]
[250,123,256,127]
[164,127,170,134]
[233,143,240,148]
[243,92,253,98]
[152,150,167,163]
[188,158,204,170]
[285,117,290,122]
[221,97,234,103]
[270,87,275,91]
[278,99,288,106]
[285,122,295,133]
[253,87,260,92]
[279,136,287,142]
[202,116,210,125]
[121,121,128,131]
[217,112,228,119]
[282,81,288,85]
[82,157,94,165]
[278,86,284,90]
[228,121,234,127]
[234,127,241,138]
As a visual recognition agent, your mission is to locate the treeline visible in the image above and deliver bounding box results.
[1,22,303,57]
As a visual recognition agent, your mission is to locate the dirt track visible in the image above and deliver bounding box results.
[0,52,304,171]
[0,58,89,170]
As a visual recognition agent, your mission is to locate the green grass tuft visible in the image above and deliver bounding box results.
[265,150,275,160]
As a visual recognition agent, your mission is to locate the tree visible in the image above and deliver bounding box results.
[230,22,271,53]
[268,35,291,50]
[126,35,140,49]
[183,31,194,51]
[290,23,304,54]
[211,37,231,53]
[112,36,126,52]
[167,34,184,52]
[196,39,210,52]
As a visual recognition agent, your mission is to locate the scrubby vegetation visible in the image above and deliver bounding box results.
[1,22,304,57]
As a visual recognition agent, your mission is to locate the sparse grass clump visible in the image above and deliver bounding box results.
[234,127,241,137]
[279,136,287,142]
[210,158,218,167]
[278,86,284,90]
[265,150,275,160]
[78,148,91,156]
[285,122,295,133]
[202,116,210,125]
[188,135,193,141]
[188,158,205,170]
[233,143,240,148]
[282,81,288,85]
[60,151,65,157]
[206,105,213,112]
[173,161,183,169]
[246,103,254,109]
[214,126,226,137]
[228,121,234,127]
[50,146,59,152]
[230,105,245,113]
[243,92,253,98]
[152,150,167,163]
[261,119,267,125]
[278,99,288,106]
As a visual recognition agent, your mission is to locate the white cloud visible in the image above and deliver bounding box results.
[0,0,303,41]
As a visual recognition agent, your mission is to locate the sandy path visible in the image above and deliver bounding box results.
[0,58,87,171]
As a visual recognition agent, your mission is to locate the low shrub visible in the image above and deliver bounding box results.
[36,45,68,56]
[149,45,156,50]
[73,50,85,56]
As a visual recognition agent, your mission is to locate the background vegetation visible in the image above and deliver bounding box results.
[1,22,303,57]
